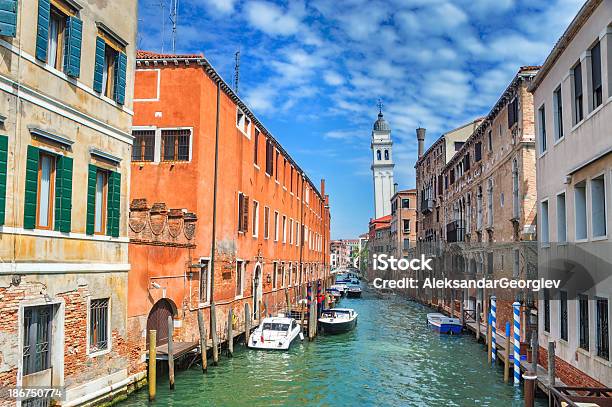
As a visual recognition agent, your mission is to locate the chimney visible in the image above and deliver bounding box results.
[416,127,426,158]
[320,179,325,196]
[393,182,398,194]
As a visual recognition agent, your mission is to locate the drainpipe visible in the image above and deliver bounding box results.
[209,82,221,306]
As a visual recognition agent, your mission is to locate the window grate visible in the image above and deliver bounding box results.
[161,129,190,162]
[23,305,52,376]
[89,298,109,353]
[597,298,609,360]
[579,294,589,351]
[132,130,155,161]
[560,291,568,341]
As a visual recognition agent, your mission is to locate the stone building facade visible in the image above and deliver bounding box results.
[366,215,391,280]
[530,0,612,387]
[390,189,417,259]
[0,0,137,405]
[128,51,331,376]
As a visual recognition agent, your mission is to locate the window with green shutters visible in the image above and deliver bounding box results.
[93,35,127,105]
[54,155,73,232]
[24,146,40,229]
[86,165,120,237]
[0,135,8,225]
[63,16,82,78]
[0,0,18,37]
[35,0,50,62]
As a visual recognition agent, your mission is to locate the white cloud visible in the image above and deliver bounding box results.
[202,0,236,14]
[246,1,302,36]
[323,71,345,86]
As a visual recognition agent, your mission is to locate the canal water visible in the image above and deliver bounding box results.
[121,291,545,406]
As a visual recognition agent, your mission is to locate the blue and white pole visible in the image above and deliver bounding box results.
[513,301,521,385]
[491,296,497,364]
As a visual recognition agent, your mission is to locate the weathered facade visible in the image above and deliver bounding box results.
[0,0,137,405]
[366,215,391,280]
[128,51,331,376]
[390,189,417,259]
[531,0,612,387]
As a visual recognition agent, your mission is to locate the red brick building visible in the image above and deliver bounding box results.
[126,51,331,374]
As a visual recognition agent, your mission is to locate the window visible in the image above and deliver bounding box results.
[37,153,56,229]
[541,200,549,244]
[573,62,584,124]
[132,130,155,161]
[538,105,547,153]
[543,288,550,333]
[596,298,609,360]
[89,298,109,353]
[236,108,251,136]
[575,182,587,240]
[512,159,519,219]
[579,294,589,351]
[591,41,602,109]
[238,193,249,233]
[403,219,410,233]
[274,211,279,241]
[282,215,287,243]
[289,219,293,244]
[275,150,280,181]
[295,222,300,246]
[475,142,482,162]
[265,139,274,175]
[560,291,568,341]
[161,129,190,161]
[94,170,108,234]
[557,193,566,243]
[264,207,270,239]
[384,150,389,160]
[376,150,381,161]
[454,141,464,151]
[486,179,493,227]
[403,239,410,250]
[252,200,259,237]
[236,260,244,297]
[553,87,564,141]
[466,193,471,234]
[402,198,409,209]
[200,259,210,303]
[476,186,483,230]
[487,130,492,152]
[254,129,260,165]
[272,262,278,289]
[591,175,606,238]
[508,97,518,128]
[48,6,67,70]
[513,249,519,278]
[102,44,118,99]
[23,305,53,375]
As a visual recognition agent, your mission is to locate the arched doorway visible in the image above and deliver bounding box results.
[253,263,262,319]
[146,298,176,348]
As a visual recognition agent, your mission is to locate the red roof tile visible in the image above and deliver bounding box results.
[137,50,203,60]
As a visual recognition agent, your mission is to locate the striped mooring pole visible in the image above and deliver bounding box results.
[513,301,521,385]
[491,296,497,364]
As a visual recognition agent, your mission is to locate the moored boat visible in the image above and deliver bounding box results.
[248,316,304,350]
[318,308,358,334]
[426,313,462,335]
[347,286,362,298]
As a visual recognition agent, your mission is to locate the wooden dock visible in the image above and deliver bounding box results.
[153,341,199,361]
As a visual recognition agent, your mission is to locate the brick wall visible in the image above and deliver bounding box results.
[538,346,604,388]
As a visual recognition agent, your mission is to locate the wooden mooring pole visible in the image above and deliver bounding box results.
[476,303,481,342]
[244,303,251,346]
[167,316,175,390]
[148,330,156,401]
[524,372,537,407]
[211,303,219,366]
[450,289,455,318]
[197,309,207,373]
[531,330,538,375]
[459,291,465,327]
[227,308,234,357]
[547,340,555,386]
[285,288,291,314]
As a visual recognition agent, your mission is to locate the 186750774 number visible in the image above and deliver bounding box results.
[3,386,65,401]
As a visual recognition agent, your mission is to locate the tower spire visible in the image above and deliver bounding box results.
[377,98,383,116]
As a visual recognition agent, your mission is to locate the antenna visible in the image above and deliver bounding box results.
[159,0,166,53]
[169,0,179,53]
[234,49,240,95]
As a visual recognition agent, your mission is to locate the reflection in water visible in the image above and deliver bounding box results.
[120,292,545,406]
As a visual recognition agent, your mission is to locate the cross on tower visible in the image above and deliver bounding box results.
[377,99,383,114]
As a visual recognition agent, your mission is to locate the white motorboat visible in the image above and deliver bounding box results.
[318,308,358,334]
[426,313,462,335]
[248,316,304,350]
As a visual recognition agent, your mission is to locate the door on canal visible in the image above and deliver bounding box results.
[253,263,262,319]
[146,298,176,348]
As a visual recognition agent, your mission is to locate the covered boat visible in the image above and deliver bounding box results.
[347,286,362,298]
[426,313,462,335]
[248,316,304,350]
[318,308,358,334]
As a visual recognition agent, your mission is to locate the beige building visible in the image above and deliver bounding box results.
[0,0,137,405]
[366,215,391,280]
[530,0,611,388]
[390,188,417,259]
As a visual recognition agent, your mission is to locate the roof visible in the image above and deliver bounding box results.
[415,118,484,167]
[373,112,391,132]
[135,50,325,202]
[529,0,601,92]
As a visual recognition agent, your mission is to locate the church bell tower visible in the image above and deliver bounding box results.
[371,102,395,219]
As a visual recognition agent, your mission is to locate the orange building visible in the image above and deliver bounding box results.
[126,51,331,373]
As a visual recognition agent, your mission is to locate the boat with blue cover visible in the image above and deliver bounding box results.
[426,313,462,334]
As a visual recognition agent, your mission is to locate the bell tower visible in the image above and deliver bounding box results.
[371,102,395,218]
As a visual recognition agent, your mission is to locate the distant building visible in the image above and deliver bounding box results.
[371,109,395,218]
[390,189,417,258]
[367,215,392,279]
[530,0,612,387]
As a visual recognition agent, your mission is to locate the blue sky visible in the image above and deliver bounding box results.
[137,0,584,239]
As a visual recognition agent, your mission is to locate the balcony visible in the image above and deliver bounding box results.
[446,220,465,243]
[420,197,434,214]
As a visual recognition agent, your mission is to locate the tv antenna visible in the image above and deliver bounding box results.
[169,0,179,53]
[234,49,240,95]
[158,1,166,53]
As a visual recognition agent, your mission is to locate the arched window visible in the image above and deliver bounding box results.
[384,150,389,160]
[376,150,381,160]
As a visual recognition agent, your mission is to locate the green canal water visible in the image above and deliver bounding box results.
[121,291,545,406]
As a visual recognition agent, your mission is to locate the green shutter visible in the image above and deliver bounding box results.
[107,170,121,237]
[35,0,50,62]
[24,146,39,229]
[54,156,72,233]
[86,164,96,235]
[63,16,82,78]
[0,135,7,225]
[114,52,127,105]
[93,37,105,93]
[0,0,18,37]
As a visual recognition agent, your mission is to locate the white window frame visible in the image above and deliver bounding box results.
[199,257,212,306]
[553,85,564,143]
[236,107,251,138]
[252,200,259,238]
[556,190,567,244]
[282,215,287,243]
[540,198,550,246]
[235,259,245,298]
[263,206,270,240]
[132,126,194,163]
[538,104,547,155]
[274,211,279,242]
[86,296,112,357]
[590,172,607,239]
[574,181,588,242]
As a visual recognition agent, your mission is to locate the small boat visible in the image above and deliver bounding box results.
[318,308,358,334]
[326,287,343,300]
[347,286,362,298]
[426,313,462,335]
[248,316,304,350]
[376,288,396,298]
[330,284,348,296]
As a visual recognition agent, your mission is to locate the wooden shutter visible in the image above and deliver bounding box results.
[0,0,18,37]
[24,146,40,229]
[86,164,96,235]
[54,156,73,233]
[35,0,50,61]
[63,16,82,78]
[114,52,127,105]
[93,37,105,93]
[0,135,7,225]
[107,170,121,237]
[242,195,249,233]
